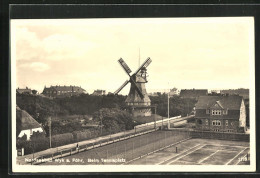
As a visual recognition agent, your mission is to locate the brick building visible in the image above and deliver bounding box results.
[220,88,249,100]
[16,87,32,94]
[195,95,246,133]
[180,89,208,99]
[92,89,106,96]
[42,85,86,98]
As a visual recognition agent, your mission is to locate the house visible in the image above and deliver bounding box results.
[92,89,106,96]
[16,106,44,140]
[16,87,32,94]
[194,95,246,133]
[42,85,86,98]
[180,89,208,99]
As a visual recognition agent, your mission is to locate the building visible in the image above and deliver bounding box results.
[220,88,249,100]
[16,87,32,94]
[16,106,44,140]
[180,89,208,99]
[194,95,246,133]
[42,85,86,98]
[92,89,106,96]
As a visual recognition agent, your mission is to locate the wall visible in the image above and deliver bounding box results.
[190,130,249,142]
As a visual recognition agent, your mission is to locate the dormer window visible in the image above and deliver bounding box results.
[206,109,210,114]
[212,110,221,115]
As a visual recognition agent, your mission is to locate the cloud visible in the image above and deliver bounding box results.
[30,62,50,72]
[14,26,96,62]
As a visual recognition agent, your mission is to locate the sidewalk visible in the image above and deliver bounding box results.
[16,126,155,165]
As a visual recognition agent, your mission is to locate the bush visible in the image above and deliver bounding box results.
[17,137,49,155]
[51,133,74,147]
[72,129,100,142]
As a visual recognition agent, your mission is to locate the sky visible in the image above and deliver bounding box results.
[11,17,254,95]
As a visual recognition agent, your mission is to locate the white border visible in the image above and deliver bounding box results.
[11,17,256,173]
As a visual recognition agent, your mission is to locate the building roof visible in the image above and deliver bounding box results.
[220,89,249,100]
[92,90,106,95]
[16,106,42,131]
[44,85,86,92]
[180,89,208,98]
[195,95,243,110]
[16,88,32,94]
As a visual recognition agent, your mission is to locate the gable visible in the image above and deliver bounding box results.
[210,101,224,109]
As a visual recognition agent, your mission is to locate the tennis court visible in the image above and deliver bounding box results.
[126,138,250,165]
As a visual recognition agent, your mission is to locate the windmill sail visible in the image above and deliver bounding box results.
[134,57,152,75]
[114,80,129,94]
[129,78,144,98]
[118,58,132,75]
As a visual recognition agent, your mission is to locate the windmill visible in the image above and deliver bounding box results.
[114,57,152,117]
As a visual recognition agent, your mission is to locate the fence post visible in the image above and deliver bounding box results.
[164,131,166,147]
[124,143,126,160]
[116,144,118,157]
[132,142,134,159]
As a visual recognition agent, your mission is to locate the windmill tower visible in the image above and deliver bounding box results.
[114,57,152,117]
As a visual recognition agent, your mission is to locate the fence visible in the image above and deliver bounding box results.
[67,130,190,165]
[32,129,190,165]
[32,128,250,165]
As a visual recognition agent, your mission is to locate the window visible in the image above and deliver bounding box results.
[212,110,222,115]
[206,109,210,114]
[205,119,208,125]
[197,119,202,125]
[212,120,221,126]
[225,120,228,126]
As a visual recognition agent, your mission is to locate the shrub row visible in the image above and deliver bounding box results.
[72,129,100,142]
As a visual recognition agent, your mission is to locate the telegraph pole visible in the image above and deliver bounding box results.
[168,83,170,119]
[100,111,103,135]
[48,117,52,148]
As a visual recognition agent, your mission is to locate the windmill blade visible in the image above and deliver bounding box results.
[134,57,152,75]
[118,58,132,75]
[129,77,144,99]
[114,80,129,94]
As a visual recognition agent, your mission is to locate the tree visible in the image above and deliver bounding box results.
[93,108,133,133]
[32,90,38,95]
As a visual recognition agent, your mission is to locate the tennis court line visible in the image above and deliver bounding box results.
[225,147,248,165]
[157,144,201,165]
[166,144,206,165]
[202,148,237,153]
[198,150,220,164]
[206,144,248,149]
